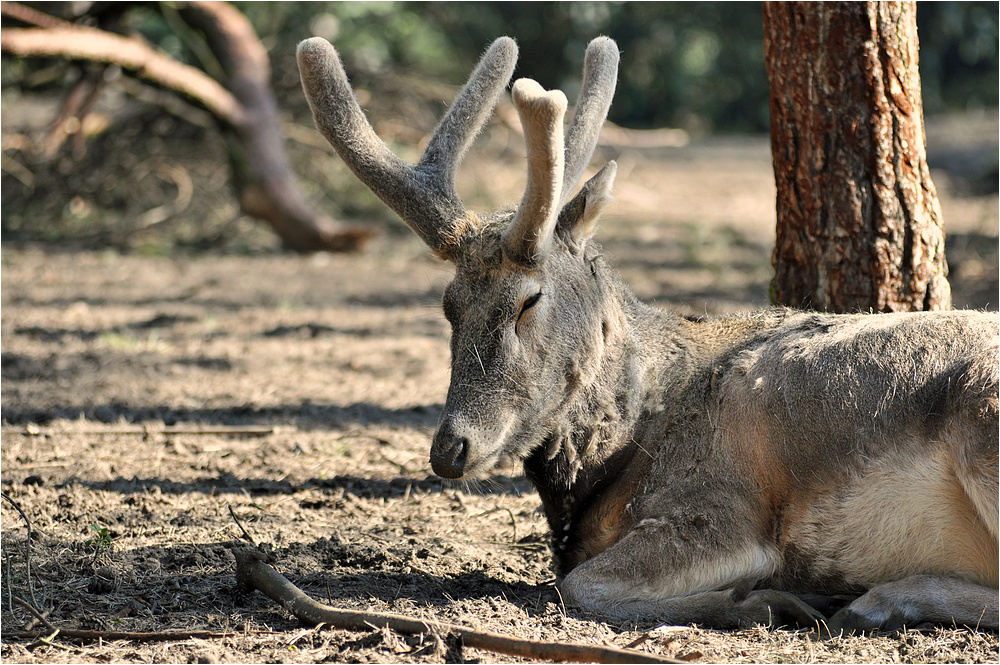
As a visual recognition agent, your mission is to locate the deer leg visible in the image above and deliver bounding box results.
[827,575,999,634]
[558,524,823,629]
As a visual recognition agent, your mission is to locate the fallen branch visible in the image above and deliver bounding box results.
[232,547,683,664]
[175,1,376,252]
[0,4,108,159]
[1,1,377,252]
[0,26,246,126]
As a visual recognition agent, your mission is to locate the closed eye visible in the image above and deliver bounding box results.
[517,291,542,323]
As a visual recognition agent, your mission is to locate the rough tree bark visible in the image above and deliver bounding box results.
[0,0,375,253]
[763,1,952,313]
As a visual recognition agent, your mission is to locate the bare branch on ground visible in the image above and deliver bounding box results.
[0,1,377,252]
[232,546,684,664]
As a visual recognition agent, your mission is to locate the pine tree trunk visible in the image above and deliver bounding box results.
[763,1,951,313]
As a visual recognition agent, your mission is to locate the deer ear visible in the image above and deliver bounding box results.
[556,161,617,253]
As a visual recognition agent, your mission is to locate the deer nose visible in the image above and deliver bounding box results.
[430,418,469,479]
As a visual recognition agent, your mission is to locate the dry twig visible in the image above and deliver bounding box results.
[232,547,683,664]
[228,505,258,546]
[2,491,38,609]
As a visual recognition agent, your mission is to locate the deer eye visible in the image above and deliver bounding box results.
[517,291,542,324]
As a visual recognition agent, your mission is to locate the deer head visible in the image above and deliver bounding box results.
[298,36,621,479]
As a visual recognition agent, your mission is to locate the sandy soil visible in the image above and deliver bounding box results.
[2,105,998,664]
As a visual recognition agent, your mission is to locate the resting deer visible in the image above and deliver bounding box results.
[297,36,999,633]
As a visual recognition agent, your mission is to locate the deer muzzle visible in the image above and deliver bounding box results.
[430,416,471,479]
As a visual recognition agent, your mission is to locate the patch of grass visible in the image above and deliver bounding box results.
[97,330,169,353]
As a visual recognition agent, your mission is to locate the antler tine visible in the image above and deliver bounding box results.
[502,79,568,268]
[297,37,517,257]
[419,37,518,188]
[560,36,620,205]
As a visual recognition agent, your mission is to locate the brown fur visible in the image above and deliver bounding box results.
[568,457,644,568]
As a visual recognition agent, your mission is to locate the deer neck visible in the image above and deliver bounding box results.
[523,293,691,571]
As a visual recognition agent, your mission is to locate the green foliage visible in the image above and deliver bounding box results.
[5,2,994,134]
[241,1,997,133]
[87,524,115,554]
[917,1,999,113]
[419,2,768,131]
[237,2,455,77]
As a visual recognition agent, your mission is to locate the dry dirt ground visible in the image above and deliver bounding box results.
[2,106,999,663]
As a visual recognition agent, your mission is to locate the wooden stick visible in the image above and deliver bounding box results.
[232,548,682,664]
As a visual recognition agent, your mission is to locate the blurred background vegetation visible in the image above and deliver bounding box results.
[252,1,998,132]
[2,1,997,251]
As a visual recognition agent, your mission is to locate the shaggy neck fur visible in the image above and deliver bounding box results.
[522,255,693,573]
